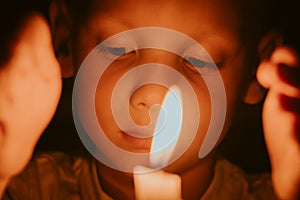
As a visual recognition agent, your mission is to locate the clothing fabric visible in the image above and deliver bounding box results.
[3,152,277,200]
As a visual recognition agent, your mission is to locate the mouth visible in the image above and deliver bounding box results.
[121,131,153,151]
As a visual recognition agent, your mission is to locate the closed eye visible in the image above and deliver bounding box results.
[185,57,208,68]
[97,44,135,59]
[184,56,217,74]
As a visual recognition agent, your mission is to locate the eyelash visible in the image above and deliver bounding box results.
[97,45,221,73]
[97,45,135,59]
[184,56,219,74]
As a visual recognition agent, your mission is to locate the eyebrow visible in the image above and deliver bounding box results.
[93,14,241,61]
[96,14,233,40]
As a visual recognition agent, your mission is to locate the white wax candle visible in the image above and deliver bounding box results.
[133,165,182,200]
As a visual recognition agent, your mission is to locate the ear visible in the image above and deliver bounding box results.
[49,0,74,78]
[243,30,283,104]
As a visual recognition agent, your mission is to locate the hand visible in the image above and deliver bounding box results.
[0,13,62,192]
[257,46,300,200]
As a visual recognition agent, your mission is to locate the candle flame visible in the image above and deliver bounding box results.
[150,86,183,168]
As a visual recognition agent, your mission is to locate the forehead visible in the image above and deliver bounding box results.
[84,0,243,37]
[89,0,240,28]
[94,0,240,20]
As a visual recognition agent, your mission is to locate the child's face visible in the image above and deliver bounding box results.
[72,0,260,172]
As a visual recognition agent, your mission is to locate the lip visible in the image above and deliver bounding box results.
[121,131,153,150]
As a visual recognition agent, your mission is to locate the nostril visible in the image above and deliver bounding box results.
[129,95,149,109]
[137,102,147,108]
[129,92,151,110]
[129,84,168,110]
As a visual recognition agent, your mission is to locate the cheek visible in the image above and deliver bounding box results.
[191,78,212,142]
[94,63,135,145]
[95,67,121,132]
[171,62,252,168]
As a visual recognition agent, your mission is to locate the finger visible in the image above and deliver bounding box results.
[277,64,300,88]
[257,46,299,90]
[257,62,300,98]
[273,63,300,98]
[279,94,300,142]
[271,46,299,67]
[262,91,300,200]
[256,60,274,89]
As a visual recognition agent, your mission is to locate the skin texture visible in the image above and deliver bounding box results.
[0,14,62,196]
[64,1,299,199]
[0,0,299,199]
[65,0,263,199]
[257,46,300,199]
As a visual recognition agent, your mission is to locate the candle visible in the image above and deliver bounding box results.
[133,87,183,199]
[133,165,182,200]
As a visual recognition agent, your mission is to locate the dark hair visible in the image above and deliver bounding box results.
[273,0,300,51]
[65,0,277,39]
[0,0,50,65]
[245,0,299,51]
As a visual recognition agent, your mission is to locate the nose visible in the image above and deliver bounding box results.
[128,49,181,126]
[129,84,168,126]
